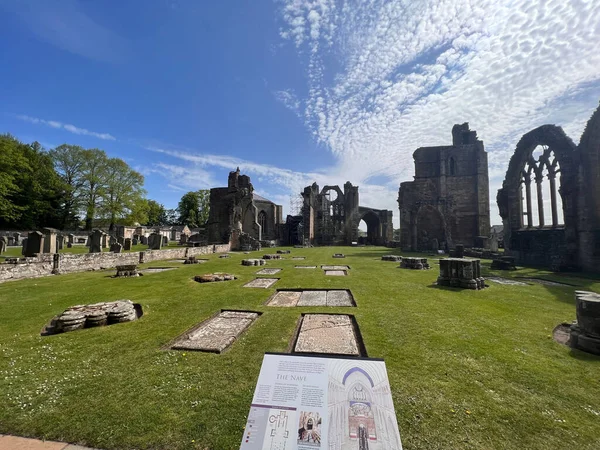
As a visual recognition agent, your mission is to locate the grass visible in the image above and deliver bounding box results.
[0,246,599,449]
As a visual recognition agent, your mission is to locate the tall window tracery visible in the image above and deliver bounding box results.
[258,211,267,234]
[520,145,563,228]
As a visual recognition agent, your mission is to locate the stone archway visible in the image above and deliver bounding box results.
[415,205,446,251]
[358,211,381,245]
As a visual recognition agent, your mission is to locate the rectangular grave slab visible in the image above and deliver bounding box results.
[294,314,359,356]
[243,278,279,288]
[295,265,317,269]
[326,290,354,306]
[170,310,260,353]
[297,290,327,306]
[291,257,305,260]
[267,291,301,307]
[321,265,350,271]
[325,270,346,276]
[256,268,282,275]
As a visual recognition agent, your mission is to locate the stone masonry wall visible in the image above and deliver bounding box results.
[0,242,231,283]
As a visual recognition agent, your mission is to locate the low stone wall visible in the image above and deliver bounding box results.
[0,243,231,283]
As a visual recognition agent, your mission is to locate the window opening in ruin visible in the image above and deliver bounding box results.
[519,145,564,228]
[449,157,455,176]
[258,211,267,234]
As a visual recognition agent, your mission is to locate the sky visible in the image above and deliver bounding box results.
[1,0,599,228]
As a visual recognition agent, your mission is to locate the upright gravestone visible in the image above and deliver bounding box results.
[43,228,58,254]
[7,236,14,246]
[123,238,132,251]
[25,231,44,257]
[162,235,168,246]
[21,238,28,255]
[89,230,103,253]
[132,237,139,246]
[180,234,188,245]
[140,235,148,245]
[13,232,21,246]
[109,235,117,247]
[148,233,162,250]
[111,242,123,253]
[101,234,109,249]
[57,234,64,251]
[0,236,7,254]
[67,234,74,248]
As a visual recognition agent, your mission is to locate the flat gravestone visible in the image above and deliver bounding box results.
[171,311,259,353]
[297,290,327,306]
[295,265,317,269]
[291,257,305,260]
[321,265,350,271]
[256,268,282,275]
[325,270,346,276]
[267,291,301,307]
[487,277,528,286]
[243,278,279,288]
[140,267,178,274]
[294,314,359,355]
[326,290,354,306]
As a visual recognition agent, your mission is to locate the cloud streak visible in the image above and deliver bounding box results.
[276,0,600,221]
[16,114,116,141]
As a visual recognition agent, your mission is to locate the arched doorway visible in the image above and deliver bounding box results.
[415,206,446,251]
[358,211,381,245]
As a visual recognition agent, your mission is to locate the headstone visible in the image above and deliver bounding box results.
[132,237,139,246]
[0,236,7,254]
[13,232,21,245]
[111,242,123,253]
[89,230,103,253]
[21,238,28,255]
[490,234,499,252]
[42,228,58,254]
[109,235,117,247]
[7,236,15,246]
[148,233,162,250]
[25,231,44,257]
[162,235,168,246]
[179,234,188,245]
[57,234,64,251]
[140,235,148,245]
[123,238,132,251]
[101,233,109,249]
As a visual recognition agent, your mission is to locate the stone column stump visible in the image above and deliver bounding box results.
[437,258,485,289]
[570,291,600,355]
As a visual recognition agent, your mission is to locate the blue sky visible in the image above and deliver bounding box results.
[1,0,599,227]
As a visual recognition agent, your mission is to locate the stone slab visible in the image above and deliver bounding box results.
[0,435,68,449]
[243,278,279,288]
[294,314,359,355]
[297,290,327,306]
[487,277,528,286]
[295,265,317,269]
[171,311,259,353]
[140,267,177,274]
[326,290,354,306]
[291,257,305,260]
[256,268,282,275]
[321,265,350,271]
[325,270,346,276]
[267,291,301,307]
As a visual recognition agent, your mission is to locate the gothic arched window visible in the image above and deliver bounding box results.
[258,211,267,234]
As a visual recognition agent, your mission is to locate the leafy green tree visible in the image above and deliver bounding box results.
[177,190,209,228]
[49,144,86,229]
[101,158,146,230]
[146,199,167,226]
[0,134,30,222]
[81,149,109,230]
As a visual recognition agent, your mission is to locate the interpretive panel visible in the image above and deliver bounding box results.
[240,353,402,449]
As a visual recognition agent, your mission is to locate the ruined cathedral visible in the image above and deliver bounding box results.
[397,124,491,252]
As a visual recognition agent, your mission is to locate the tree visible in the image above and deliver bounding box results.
[0,134,30,222]
[81,149,109,230]
[177,190,210,228]
[49,144,86,229]
[101,158,146,230]
[146,200,167,226]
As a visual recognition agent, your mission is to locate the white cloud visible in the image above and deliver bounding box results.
[276,0,600,224]
[16,114,116,141]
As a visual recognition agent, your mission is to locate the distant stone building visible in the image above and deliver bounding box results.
[397,124,491,251]
[300,182,393,246]
[207,168,283,246]
[497,103,600,273]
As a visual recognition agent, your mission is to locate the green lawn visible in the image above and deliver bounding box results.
[0,246,599,449]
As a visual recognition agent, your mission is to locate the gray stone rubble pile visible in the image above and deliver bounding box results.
[332,253,345,258]
[241,259,266,266]
[262,254,282,260]
[400,257,430,269]
[194,273,237,283]
[381,255,402,262]
[276,250,291,254]
[114,264,141,277]
[490,256,517,270]
[49,300,138,334]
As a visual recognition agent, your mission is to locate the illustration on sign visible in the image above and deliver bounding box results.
[240,353,402,450]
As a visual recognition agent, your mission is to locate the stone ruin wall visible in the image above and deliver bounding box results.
[0,243,231,283]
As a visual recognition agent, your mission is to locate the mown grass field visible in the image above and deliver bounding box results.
[0,246,599,449]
